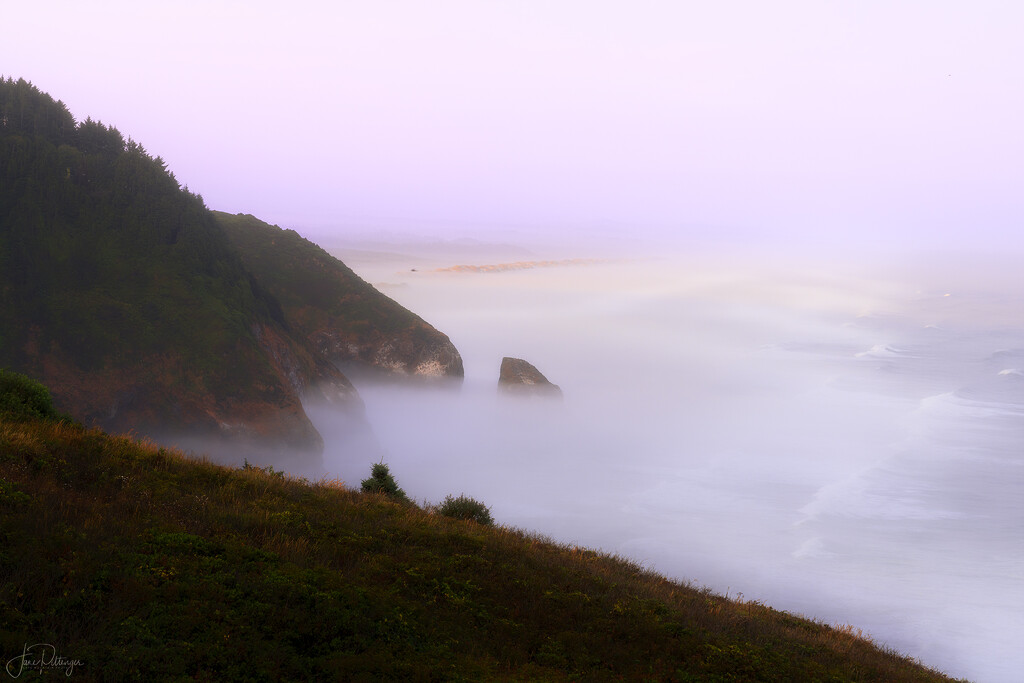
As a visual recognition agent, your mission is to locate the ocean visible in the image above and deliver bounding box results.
[312,242,1023,682]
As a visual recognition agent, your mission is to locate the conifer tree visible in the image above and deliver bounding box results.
[360,463,409,503]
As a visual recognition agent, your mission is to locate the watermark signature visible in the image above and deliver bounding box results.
[5,643,82,678]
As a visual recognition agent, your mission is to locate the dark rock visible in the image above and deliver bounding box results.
[498,357,562,397]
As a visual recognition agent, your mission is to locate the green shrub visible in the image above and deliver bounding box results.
[438,494,493,526]
[242,458,285,478]
[0,478,31,506]
[0,369,59,421]
[360,463,409,503]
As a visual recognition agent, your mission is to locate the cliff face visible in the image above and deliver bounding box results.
[13,345,339,473]
[17,321,335,463]
[0,78,364,465]
[216,212,464,380]
[318,320,464,379]
[250,323,360,408]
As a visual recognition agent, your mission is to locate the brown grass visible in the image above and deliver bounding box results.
[0,416,969,681]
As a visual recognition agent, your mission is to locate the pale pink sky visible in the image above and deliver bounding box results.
[5,2,1023,251]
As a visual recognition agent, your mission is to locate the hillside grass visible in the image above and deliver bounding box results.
[0,416,967,681]
[215,211,419,337]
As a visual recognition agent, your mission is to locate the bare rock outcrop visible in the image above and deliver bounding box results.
[498,357,562,397]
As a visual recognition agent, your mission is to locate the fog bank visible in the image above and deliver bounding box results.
[307,244,1022,682]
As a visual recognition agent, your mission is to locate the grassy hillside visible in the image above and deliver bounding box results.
[216,211,463,379]
[0,376,964,681]
[215,212,416,336]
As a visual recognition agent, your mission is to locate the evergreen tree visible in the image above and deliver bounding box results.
[360,463,409,503]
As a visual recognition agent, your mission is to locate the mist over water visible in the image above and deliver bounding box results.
[307,245,1023,682]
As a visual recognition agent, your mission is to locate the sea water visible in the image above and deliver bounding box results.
[312,244,1023,682]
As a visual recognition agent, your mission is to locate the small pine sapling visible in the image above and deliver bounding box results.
[360,463,409,503]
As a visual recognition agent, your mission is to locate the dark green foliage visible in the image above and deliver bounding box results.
[0,368,58,421]
[0,78,274,365]
[439,493,494,526]
[0,77,301,428]
[360,462,409,503]
[0,77,76,143]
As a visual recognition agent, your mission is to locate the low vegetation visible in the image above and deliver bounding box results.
[0,368,67,422]
[0,374,965,680]
[437,494,495,526]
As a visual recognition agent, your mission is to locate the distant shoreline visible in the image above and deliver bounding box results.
[431,258,609,273]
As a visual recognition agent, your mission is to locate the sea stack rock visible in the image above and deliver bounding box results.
[498,357,562,398]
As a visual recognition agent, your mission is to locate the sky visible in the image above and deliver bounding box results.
[5,1,1024,252]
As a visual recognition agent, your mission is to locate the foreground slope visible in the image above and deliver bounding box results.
[216,211,463,379]
[0,78,359,463]
[0,403,962,680]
